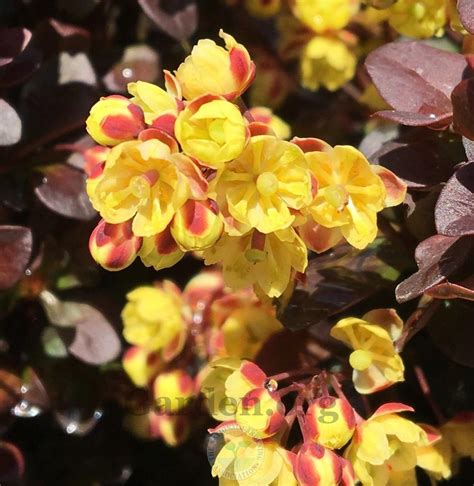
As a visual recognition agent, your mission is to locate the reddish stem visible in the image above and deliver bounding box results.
[414,365,445,424]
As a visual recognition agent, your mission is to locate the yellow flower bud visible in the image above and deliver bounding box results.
[248,107,291,140]
[153,370,194,413]
[294,443,343,486]
[175,30,255,100]
[175,95,248,169]
[245,0,281,18]
[139,226,184,271]
[86,95,145,146]
[122,346,163,387]
[305,397,356,449]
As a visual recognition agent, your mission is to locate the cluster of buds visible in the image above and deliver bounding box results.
[85,30,406,298]
[202,356,474,486]
[120,270,283,446]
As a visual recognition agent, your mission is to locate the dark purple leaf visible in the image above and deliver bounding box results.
[458,0,474,33]
[366,41,468,128]
[56,0,102,20]
[0,28,40,87]
[138,0,198,42]
[463,136,474,161]
[68,305,121,365]
[426,277,474,301]
[0,100,21,146]
[396,234,473,302]
[358,122,399,159]
[428,300,474,367]
[281,241,407,330]
[435,162,474,236]
[0,442,24,482]
[0,226,32,290]
[452,78,474,140]
[35,164,96,221]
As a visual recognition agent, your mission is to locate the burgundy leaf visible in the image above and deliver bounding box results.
[458,0,474,33]
[366,41,468,128]
[463,136,474,161]
[395,234,473,302]
[68,305,121,365]
[35,164,96,221]
[0,226,32,290]
[0,100,21,146]
[435,162,474,236]
[35,19,91,56]
[426,277,474,301]
[138,0,198,42]
[0,28,40,87]
[452,78,474,140]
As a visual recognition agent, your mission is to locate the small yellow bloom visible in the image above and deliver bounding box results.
[175,95,248,169]
[248,107,291,140]
[175,30,255,101]
[305,396,356,449]
[128,78,181,134]
[305,145,387,249]
[122,346,163,388]
[121,285,186,357]
[388,0,447,38]
[301,36,357,92]
[212,135,312,234]
[331,309,405,394]
[291,0,360,33]
[86,139,191,237]
[153,369,194,413]
[345,403,427,486]
[203,228,308,298]
[441,412,474,460]
[245,0,281,18]
[86,95,145,146]
[416,424,452,481]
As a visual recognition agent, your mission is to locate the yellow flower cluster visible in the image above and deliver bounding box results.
[120,270,283,446]
[84,30,406,298]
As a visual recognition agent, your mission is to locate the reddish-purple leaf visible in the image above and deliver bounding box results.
[0,226,32,290]
[463,136,474,161]
[396,235,473,302]
[452,78,474,140]
[458,0,474,33]
[35,164,96,221]
[426,277,474,301]
[435,162,474,236]
[138,0,198,41]
[0,27,40,87]
[0,100,21,146]
[366,41,468,128]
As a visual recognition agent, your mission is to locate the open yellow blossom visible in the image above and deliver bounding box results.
[345,403,427,486]
[86,139,191,237]
[203,228,308,298]
[212,135,312,234]
[291,0,360,33]
[441,412,474,460]
[331,309,405,394]
[305,145,387,249]
[175,95,248,169]
[121,284,186,359]
[416,424,452,482]
[128,77,181,133]
[301,36,357,92]
[175,30,255,101]
[388,0,446,38]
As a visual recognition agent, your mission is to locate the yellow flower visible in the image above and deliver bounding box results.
[294,443,343,486]
[345,403,427,486]
[203,228,308,298]
[212,135,312,234]
[121,284,186,358]
[128,77,181,134]
[245,0,281,18]
[175,95,249,169]
[301,36,357,92]
[86,139,191,237]
[331,309,405,394]
[416,424,452,481]
[305,145,386,249]
[89,219,142,271]
[441,412,474,460]
[122,346,163,387]
[291,0,360,33]
[221,305,282,359]
[153,369,194,413]
[86,95,145,146]
[388,0,447,38]
[247,107,291,140]
[175,30,255,101]
[305,396,356,449]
